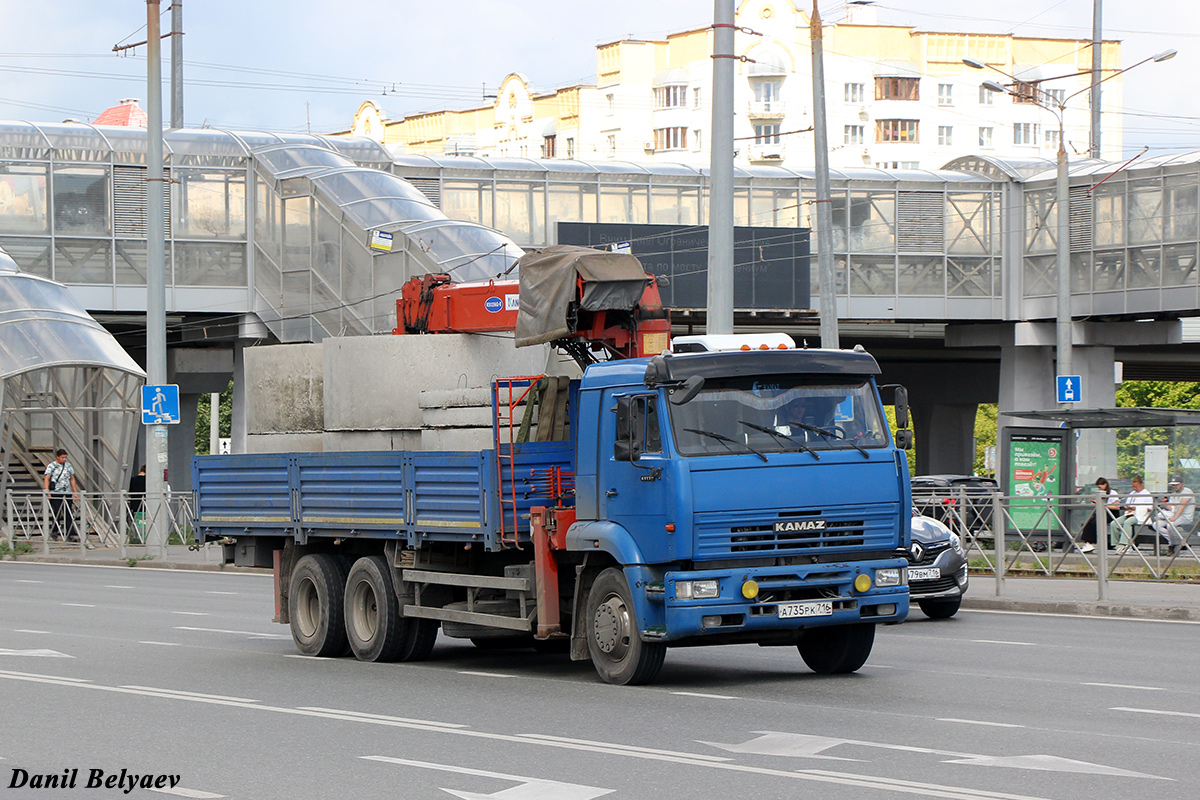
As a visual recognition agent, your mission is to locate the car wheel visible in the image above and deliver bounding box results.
[918,597,961,619]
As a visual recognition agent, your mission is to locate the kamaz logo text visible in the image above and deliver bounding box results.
[774,519,826,533]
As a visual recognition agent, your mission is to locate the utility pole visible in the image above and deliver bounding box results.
[170,1,183,129]
[146,1,169,555]
[1089,0,1102,158]
[810,2,839,349]
[706,0,735,335]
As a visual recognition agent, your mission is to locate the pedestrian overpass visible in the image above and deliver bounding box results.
[1,121,1197,479]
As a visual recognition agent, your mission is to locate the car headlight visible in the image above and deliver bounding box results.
[949,532,964,556]
[875,567,906,587]
[676,579,720,600]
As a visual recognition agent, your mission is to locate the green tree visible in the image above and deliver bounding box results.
[973,403,998,476]
[194,381,233,455]
[1113,381,1200,481]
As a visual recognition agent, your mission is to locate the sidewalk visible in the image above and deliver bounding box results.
[6,542,1200,622]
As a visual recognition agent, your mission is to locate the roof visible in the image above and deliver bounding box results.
[1006,408,1200,428]
[93,99,148,128]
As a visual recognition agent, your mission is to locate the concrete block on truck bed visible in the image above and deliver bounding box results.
[246,432,324,453]
[322,429,421,452]
[245,343,324,434]
[418,387,495,409]
[422,405,528,429]
[322,334,550,432]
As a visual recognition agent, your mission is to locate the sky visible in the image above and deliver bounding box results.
[0,0,1196,156]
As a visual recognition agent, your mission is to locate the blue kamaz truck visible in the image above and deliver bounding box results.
[193,343,912,685]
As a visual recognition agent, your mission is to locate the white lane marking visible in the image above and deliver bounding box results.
[14,629,50,634]
[1084,682,1164,691]
[1113,706,1200,720]
[106,585,135,589]
[943,755,1165,779]
[147,787,225,798]
[205,591,237,595]
[299,707,467,729]
[172,611,209,617]
[15,579,43,584]
[456,670,517,678]
[282,654,319,659]
[970,639,1036,646]
[0,670,1147,795]
[0,669,91,682]
[361,756,613,800]
[62,603,95,608]
[174,626,291,640]
[121,685,258,704]
[519,734,732,763]
[0,649,74,659]
[140,641,181,647]
[671,690,737,700]
[968,609,1200,626]
[937,718,1025,728]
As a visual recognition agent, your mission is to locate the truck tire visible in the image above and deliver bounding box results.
[344,556,408,662]
[289,553,350,657]
[586,567,665,685]
[918,597,961,619]
[797,623,874,674]
[399,619,438,662]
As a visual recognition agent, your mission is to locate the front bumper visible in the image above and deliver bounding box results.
[908,550,969,601]
[637,558,909,642]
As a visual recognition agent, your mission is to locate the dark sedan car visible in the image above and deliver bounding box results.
[908,509,970,618]
[910,474,998,535]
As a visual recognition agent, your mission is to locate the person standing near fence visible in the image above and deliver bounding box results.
[128,464,147,543]
[42,449,78,542]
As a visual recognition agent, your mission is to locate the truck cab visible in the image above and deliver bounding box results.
[567,345,911,682]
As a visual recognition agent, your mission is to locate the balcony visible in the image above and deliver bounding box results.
[747,100,787,118]
[748,142,786,162]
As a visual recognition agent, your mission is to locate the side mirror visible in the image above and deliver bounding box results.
[892,385,909,429]
[668,375,705,406]
[895,429,913,451]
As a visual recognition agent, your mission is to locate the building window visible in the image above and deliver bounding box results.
[938,83,953,106]
[845,82,864,103]
[938,126,952,146]
[754,123,781,144]
[1045,88,1066,107]
[1013,122,1038,145]
[876,119,918,142]
[654,85,687,109]
[653,127,688,150]
[875,76,919,101]
[1013,81,1040,104]
[1045,128,1060,150]
[692,129,702,151]
[979,126,993,148]
[606,134,616,157]
[753,79,783,106]
[978,85,994,105]
[693,87,702,108]
[566,137,575,159]
[844,125,864,145]
[875,161,920,169]
[606,93,615,115]
[542,135,556,158]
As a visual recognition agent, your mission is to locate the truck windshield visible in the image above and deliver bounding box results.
[668,375,889,458]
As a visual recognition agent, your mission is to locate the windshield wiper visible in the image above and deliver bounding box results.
[738,420,819,460]
[683,428,768,462]
[788,420,870,458]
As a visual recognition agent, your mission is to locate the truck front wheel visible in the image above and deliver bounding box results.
[586,568,665,685]
[797,623,874,674]
[289,553,350,657]
[345,556,408,662]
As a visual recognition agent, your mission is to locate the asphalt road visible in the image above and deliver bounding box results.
[2,561,1198,800]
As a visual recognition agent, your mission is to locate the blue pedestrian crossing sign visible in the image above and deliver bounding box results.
[1056,375,1082,404]
[142,384,181,424]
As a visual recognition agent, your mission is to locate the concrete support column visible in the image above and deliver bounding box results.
[232,342,247,455]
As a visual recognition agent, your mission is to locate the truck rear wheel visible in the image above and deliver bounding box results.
[797,623,875,674]
[289,554,350,657]
[399,619,438,661]
[586,567,665,685]
[345,556,408,662]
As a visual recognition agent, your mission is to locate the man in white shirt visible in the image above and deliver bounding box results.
[1156,476,1195,555]
[1111,475,1153,548]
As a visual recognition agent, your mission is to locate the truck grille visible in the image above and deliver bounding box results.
[695,505,898,559]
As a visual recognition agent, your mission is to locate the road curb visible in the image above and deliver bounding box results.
[2,555,269,574]
[963,596,1200,621]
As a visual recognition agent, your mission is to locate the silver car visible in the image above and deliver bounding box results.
[908,510,970,618]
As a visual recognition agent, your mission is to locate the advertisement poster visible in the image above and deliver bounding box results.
[1008,434,1063,530]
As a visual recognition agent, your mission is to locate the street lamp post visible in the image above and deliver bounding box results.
[965,50,1176,407]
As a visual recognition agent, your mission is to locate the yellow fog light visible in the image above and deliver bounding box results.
[741,580,759,599]
[854,574,872,593]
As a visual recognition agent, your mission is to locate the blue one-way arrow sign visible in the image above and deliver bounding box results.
[1056,375,1082,404]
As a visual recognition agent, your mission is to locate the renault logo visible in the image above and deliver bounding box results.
[909,542,925,561]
